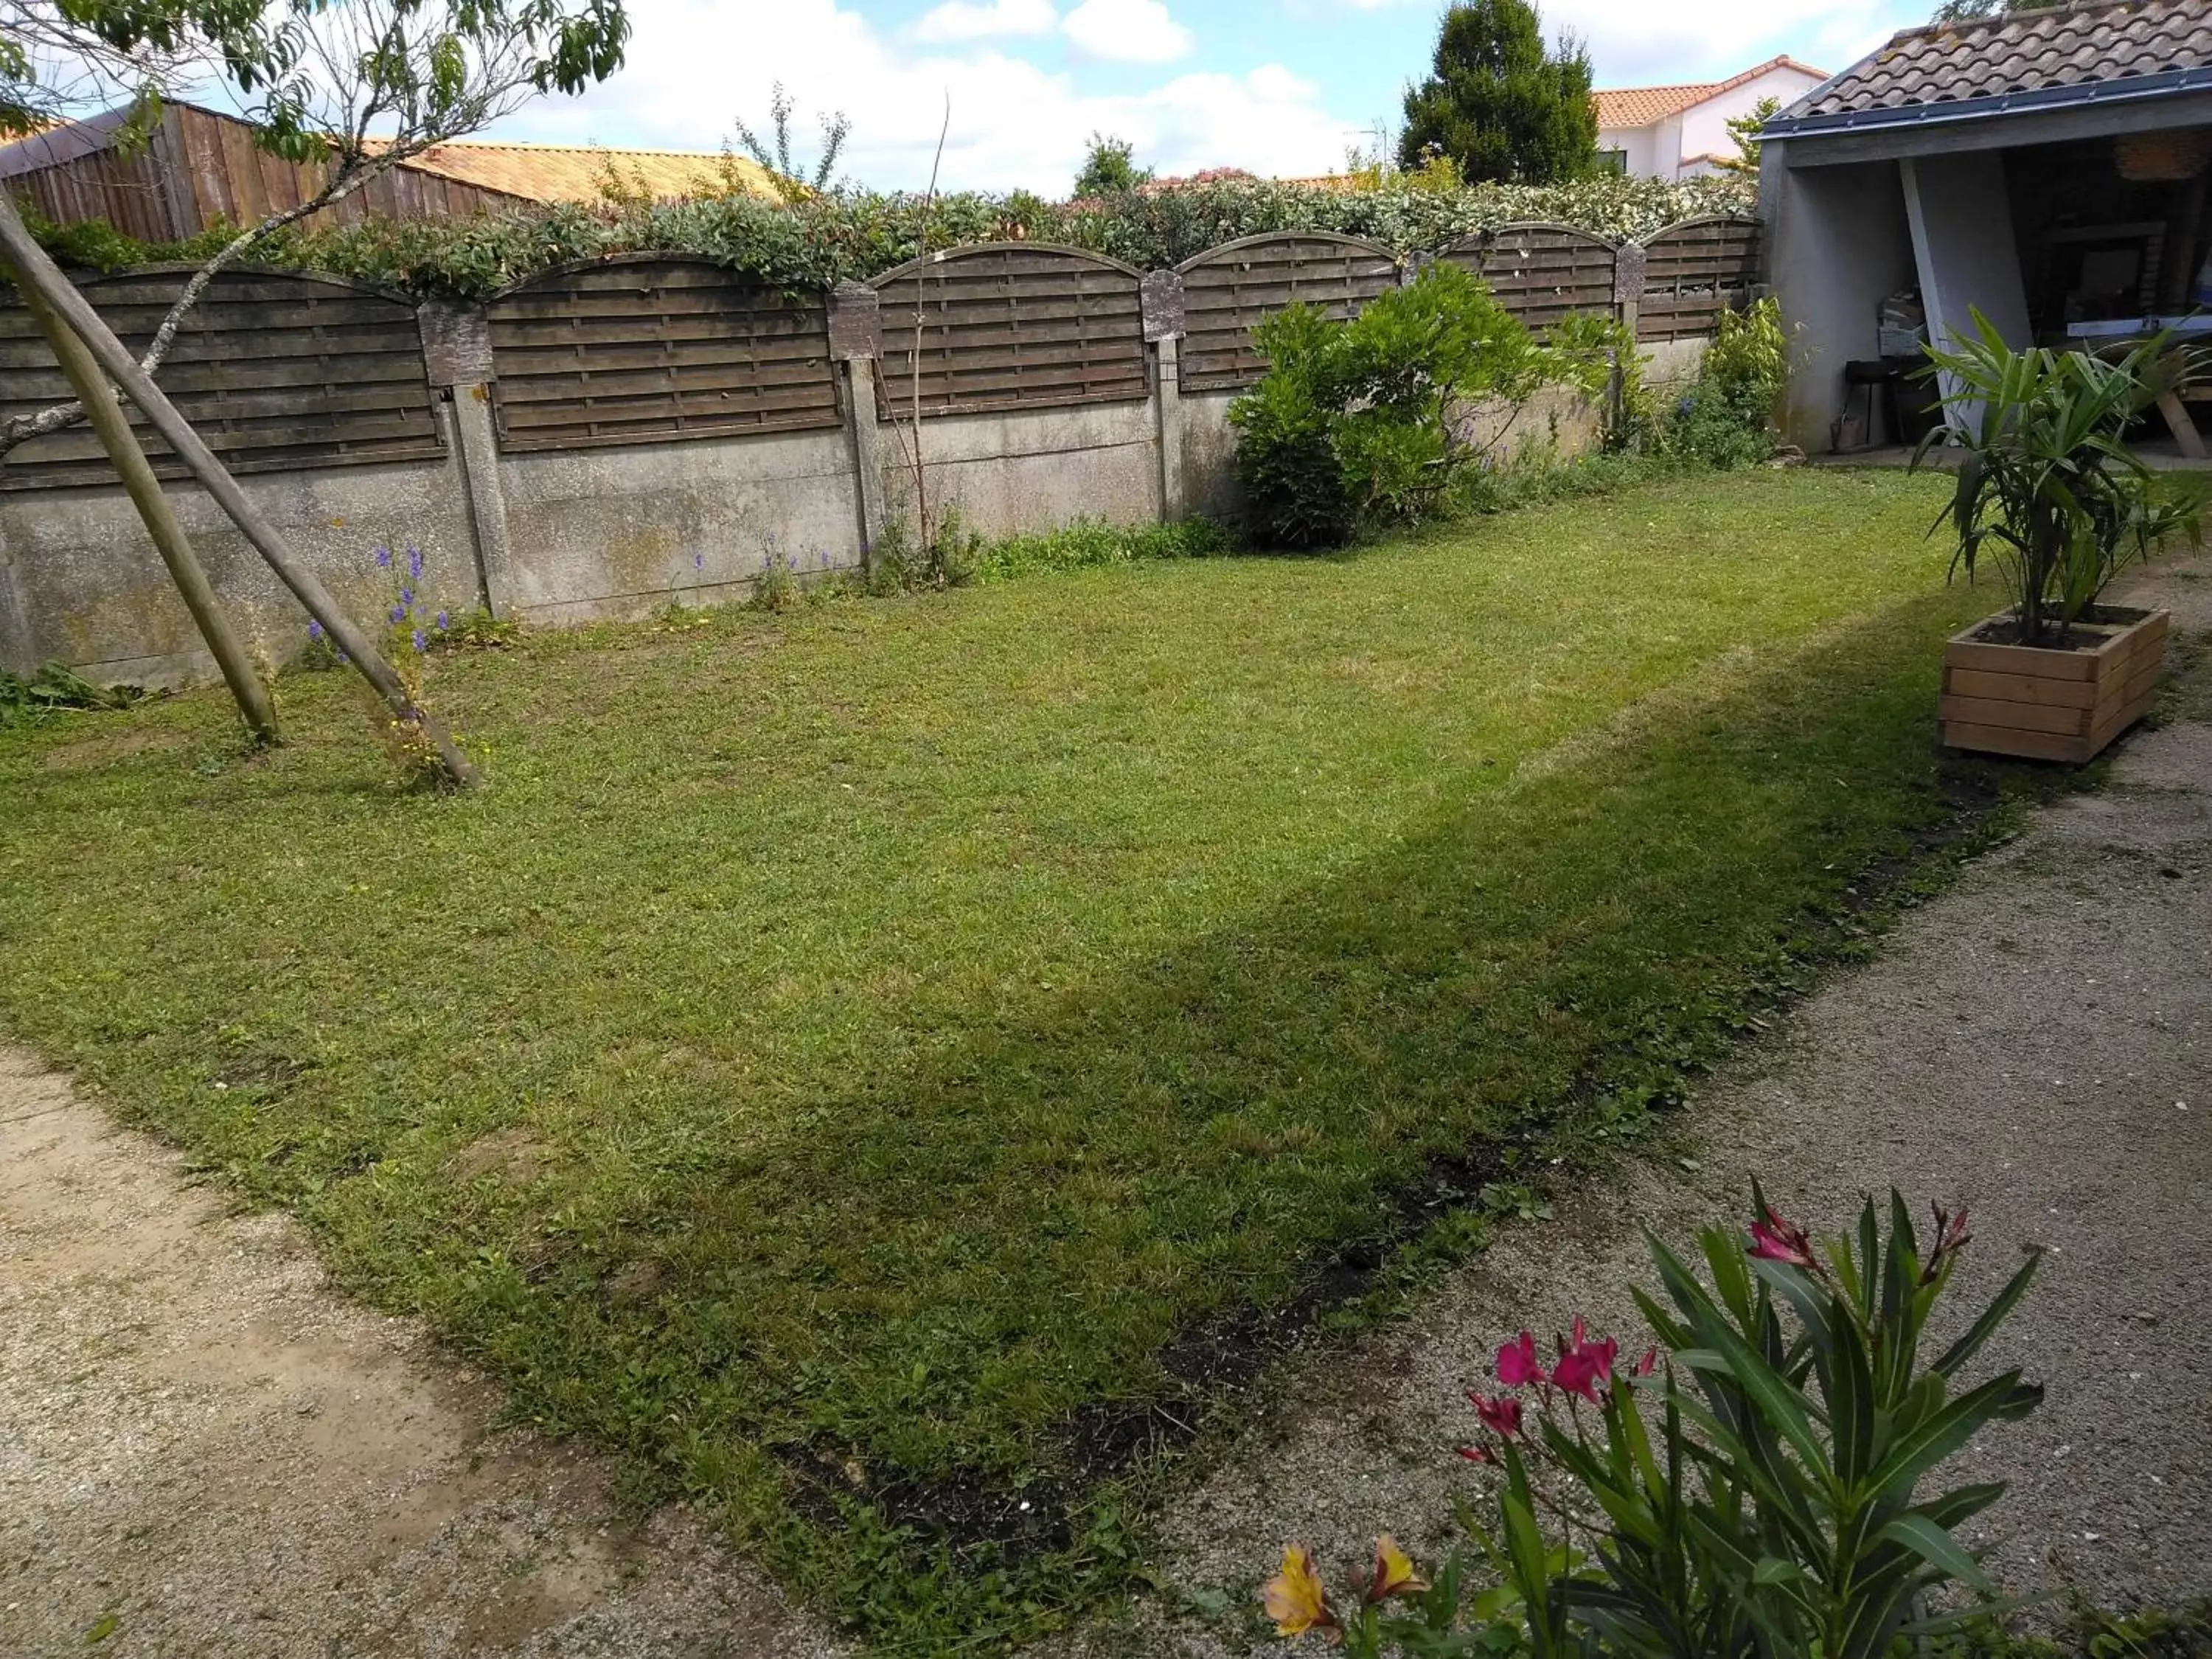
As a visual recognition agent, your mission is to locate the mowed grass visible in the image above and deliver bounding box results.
[1,469,2001,1644]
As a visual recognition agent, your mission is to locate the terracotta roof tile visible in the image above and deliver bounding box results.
[1595,56,1828,130]
[1786,0,2212,119]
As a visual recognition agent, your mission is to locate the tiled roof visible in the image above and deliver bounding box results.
[1782,0,2212,122]
[1595,57,1829,131]
[393,139,779,204]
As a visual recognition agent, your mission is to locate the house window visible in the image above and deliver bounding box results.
[1597,147,1628,175]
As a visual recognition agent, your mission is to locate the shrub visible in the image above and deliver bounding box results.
[961,515,1231,584]
[1914,316,2206,646]
[1262,1188,2045,1656]
[1230,262,1551,549]
[1670,296,1787,468]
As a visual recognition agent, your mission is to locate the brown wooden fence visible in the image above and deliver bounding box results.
[485,256,842,451]
[1438,223,1621,332]
[1637,217,1762,343]
[1175,233,1400,392]
[0,265,443,490]
[869,245,1148,420]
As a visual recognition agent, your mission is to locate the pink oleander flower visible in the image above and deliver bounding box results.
[1470,1392,1524,1436]
[1457,1441,1495,1464]
[1923,1203,1972,1283]
[1551,1346,1605,1402]
[1749,1206,1818,1270]
[1633,1346,1659,1377]
[1496,1330,1543,1386]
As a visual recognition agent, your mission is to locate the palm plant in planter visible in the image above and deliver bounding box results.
[1913,315,2203,762]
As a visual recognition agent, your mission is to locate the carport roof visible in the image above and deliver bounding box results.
[1765,0,2212,139]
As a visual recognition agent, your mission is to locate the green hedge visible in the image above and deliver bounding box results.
[25,171,1756,300]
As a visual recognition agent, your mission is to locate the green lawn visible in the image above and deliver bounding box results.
[0,469,2009,1646]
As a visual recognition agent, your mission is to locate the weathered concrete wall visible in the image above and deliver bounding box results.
[494,428,861,625]
[876,400,1159,540]
[0,408,480,686]
[1179,391,1242,525]
[1762,148,1919,453]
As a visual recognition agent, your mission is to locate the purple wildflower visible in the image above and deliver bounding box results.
[411,628,428,653]
[407,545,424,581]
[692,552,704,571]
[389,603,407,624]
[307,619,324,641]
[435,610,450,630]
[374,544,392,568]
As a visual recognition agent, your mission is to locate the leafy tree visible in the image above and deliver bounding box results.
[1397,0,1596,185]
[1072,132,1150,198]
[1930,0,2040,19]
[2,0,632,457]
[1716,94,1781,174]
[732,80,850,204]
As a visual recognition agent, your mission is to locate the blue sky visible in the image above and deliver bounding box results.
[485,0,1937,192]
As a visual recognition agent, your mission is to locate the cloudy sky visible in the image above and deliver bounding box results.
[484,0,1935,193]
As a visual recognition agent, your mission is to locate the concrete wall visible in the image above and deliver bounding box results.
[877,399,1159,542]
[495,428,861,625]
[0,404,481,685]
[1762,147,1919,452]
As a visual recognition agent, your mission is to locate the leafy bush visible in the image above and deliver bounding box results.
[1230,262,1553,549]
[0,661,145,726]
[1263,1188,2045,1656]
[1669,296,1787,468]
[1915,316,2205,646]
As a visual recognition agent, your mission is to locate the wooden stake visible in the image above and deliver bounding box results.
[0,195,474,788]
[5,259,281,745]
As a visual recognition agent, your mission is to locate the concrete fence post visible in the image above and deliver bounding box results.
[828,281,886,573]
[1141,269,1187,524]
[1613,241,1648,343]
[418,301,521,619]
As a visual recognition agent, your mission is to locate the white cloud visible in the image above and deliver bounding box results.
[911,0,1057,44]
[1062,0,1194,63]
[1535,0,1905,84]
[489,0,1351,192]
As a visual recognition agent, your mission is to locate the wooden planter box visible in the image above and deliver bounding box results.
[1939,605,2170,762]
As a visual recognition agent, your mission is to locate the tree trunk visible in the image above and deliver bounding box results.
[0,195,475,788]
[4,257,281,745]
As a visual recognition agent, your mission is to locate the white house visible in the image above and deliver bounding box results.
[1595,56,1830,180]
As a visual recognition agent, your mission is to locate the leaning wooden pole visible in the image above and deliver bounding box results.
[5,258,281,745]
[0,197,473,787]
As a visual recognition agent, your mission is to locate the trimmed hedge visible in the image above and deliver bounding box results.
[25,171,1757,300]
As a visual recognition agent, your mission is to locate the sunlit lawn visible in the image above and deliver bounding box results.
[0,467,2005,1646]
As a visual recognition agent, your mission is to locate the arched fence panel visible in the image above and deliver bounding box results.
[0,265,442,490]
[1175,233,1400,393]
[1437,223,1618,330]
[1637,216,1762,343]
[871,245,1148,420]
[484,256,841,450]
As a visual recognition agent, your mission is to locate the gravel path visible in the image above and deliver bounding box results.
[4,566,2206,1659]
[1057,560,2212,1656]
[0,1060,850,1659]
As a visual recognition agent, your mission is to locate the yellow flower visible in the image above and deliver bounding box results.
[1260,1542,1337,1638]
[1368,1534,1428,1601]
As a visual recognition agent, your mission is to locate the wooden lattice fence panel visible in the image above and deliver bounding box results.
[1175,233,1399,392]
[1437,223,1618,330]
[870,245,1147,420]
[1636,217,1762,342]
[0,265,442,490]
[485,257,841,450]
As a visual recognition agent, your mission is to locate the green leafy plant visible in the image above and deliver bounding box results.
[1265,1188,2045,1656]
[1230,262,1553,549]
[1669,297,1787,468]
[0,661,145,726]
[1914,316,2205,646]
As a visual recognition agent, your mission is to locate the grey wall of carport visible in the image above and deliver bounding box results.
[0,343,1694,692]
